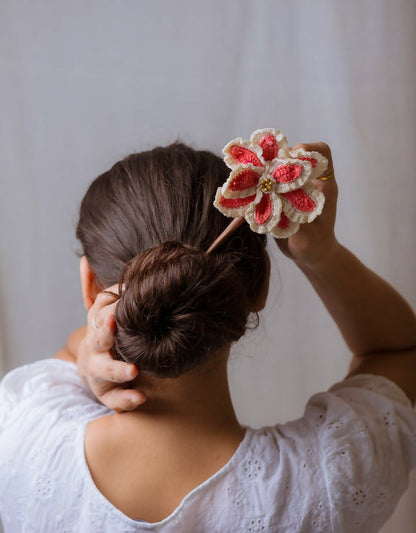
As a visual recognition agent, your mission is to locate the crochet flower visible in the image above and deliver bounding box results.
[214,128,328,237]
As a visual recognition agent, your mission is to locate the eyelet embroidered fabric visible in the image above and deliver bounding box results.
[0,360,416,532]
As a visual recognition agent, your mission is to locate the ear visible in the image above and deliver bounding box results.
[80,256,102,310]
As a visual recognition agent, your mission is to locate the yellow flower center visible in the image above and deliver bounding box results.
[259,177,274,193]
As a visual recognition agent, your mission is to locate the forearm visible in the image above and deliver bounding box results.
[296,243,416,356]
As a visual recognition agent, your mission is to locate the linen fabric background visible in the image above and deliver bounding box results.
[0,1,415,531]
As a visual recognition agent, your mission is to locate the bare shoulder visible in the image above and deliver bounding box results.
[53,346,77,363]
[85,415,117,467]
[54,327,87,362]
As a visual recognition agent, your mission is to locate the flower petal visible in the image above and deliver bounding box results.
[279,182,325,224]
[278,211,291,229]
[229,145,262,166]
[271,159,311,193]
[281,189,316,212]
[229,168,260,191]
[221,166,263,199]
[213,188,257,219]
[298,157,317,168]
[270,210,301,238]
[288,148,328,179]
[223,138,265,169]
[227,144,263,167]
[219,194,257,208]
[258,134,278,161]
[245,192,283,234]
[255,193,273,225]
[249,128,289,158]
[272,164,303,184]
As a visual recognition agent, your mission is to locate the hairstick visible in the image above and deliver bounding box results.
[207,128,328,253]
[206,216,244,254]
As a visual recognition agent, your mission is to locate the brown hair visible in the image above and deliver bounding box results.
[76,142,268,377]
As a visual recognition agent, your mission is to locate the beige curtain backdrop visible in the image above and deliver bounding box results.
[0,1,415,531]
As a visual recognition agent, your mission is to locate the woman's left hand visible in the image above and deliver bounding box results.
[76,289,147,412]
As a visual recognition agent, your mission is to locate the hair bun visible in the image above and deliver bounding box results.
[114,241,250,378]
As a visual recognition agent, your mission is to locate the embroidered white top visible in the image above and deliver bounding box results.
[0,359,415,533]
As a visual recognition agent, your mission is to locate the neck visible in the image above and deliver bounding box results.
[114,347,241,432]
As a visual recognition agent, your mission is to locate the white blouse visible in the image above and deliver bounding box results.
[0,359,415,532]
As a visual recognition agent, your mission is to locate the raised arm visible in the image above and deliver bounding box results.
[277,142,416,403]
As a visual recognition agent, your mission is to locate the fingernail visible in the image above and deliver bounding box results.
[125,365,136,379]
[127,395,141,409]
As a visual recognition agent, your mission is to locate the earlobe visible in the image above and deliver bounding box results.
[80,256,101,310]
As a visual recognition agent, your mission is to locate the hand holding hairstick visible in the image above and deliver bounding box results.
[207,128,334,253]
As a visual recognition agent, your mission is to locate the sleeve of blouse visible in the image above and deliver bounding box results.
[0,359,99,435]
[308,374,416,532]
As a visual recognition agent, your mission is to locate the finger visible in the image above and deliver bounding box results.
[88,284,120,327]
[292,141,331,156]
[92,286,120,313]
[91,299,118,332]
[101,387,147,412]
[105,309,116,331]
[88,311,117,353]
[312,174,338,221]
[312,168,338,197]
[90,352,139,383]
[88,301,116,333]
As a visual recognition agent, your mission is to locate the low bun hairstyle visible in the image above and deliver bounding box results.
[76,142,269,378]
[114,241,249,377]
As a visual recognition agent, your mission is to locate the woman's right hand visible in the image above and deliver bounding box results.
[77,289,147,412]
[275,142,340,270]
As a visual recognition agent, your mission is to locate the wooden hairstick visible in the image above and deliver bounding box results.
[206,216,245,254]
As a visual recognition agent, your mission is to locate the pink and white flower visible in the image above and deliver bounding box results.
[214,128,328,237]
